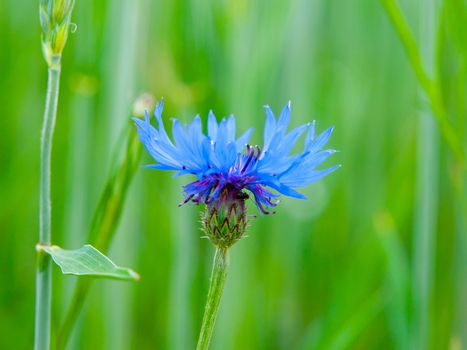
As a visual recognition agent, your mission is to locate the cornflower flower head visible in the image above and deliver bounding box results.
[134,100,340,248]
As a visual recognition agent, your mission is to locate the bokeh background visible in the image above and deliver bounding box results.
[1,0,466,349]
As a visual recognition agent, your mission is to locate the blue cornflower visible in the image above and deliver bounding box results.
[134,100,339,216]
[135,100,339,247]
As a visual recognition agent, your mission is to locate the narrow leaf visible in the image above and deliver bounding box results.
[37,244,140,281]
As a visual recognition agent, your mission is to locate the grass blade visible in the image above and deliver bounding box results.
[56,118,144,349]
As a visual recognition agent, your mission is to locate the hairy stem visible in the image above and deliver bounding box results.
[34,58,61,350]
[196,247,230,350]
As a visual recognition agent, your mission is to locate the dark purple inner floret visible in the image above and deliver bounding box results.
[182,174,277,214]
[181,144,278,214]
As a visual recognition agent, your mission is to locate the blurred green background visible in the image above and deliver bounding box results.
[1,0,466,349]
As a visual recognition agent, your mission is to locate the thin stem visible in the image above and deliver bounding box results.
[56,279,92,350]
[196,247,230,350]
[34,59,61,350]
[56,128,142,349]
[380,0,465,168]
[412,0,438,347]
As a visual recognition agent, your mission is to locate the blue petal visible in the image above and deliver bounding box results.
[275,124,309,157]
[273,184,307,199]
[153,99,173,146]
[277,101,291,132]
[301,149,337,169]
[214,142,237,171]
[207,111,218,140]
[304,120,316,150]
[276,150,337,187]
[235,128,253,152]
[170,119,205,173]
[171,119,190,154]
[216,119,228,146]
[145,164,180,171]
[263,105,276,150]
[226,115,236,142]
[306,126,334,154]
[133,117,181,169]
[280,164,341,187]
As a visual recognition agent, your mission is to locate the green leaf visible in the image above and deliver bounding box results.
[37,244,140,281]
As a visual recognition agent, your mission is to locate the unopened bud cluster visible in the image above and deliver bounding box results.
[39,0,75,67]
[133,93,156,118]
[202,187,249,249]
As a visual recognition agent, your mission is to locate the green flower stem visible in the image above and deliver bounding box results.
[197,247,230,350]
[35,58,61,350]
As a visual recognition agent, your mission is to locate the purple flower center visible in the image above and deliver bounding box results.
[182,144,278,213]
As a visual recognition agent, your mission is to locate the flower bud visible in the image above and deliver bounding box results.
[39,0,75,67]
[133,93,156,118]
[202,187,249,248]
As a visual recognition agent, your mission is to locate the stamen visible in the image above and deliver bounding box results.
[179,194,194,206]
[241,145,256,173]
[255,145,262,160]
